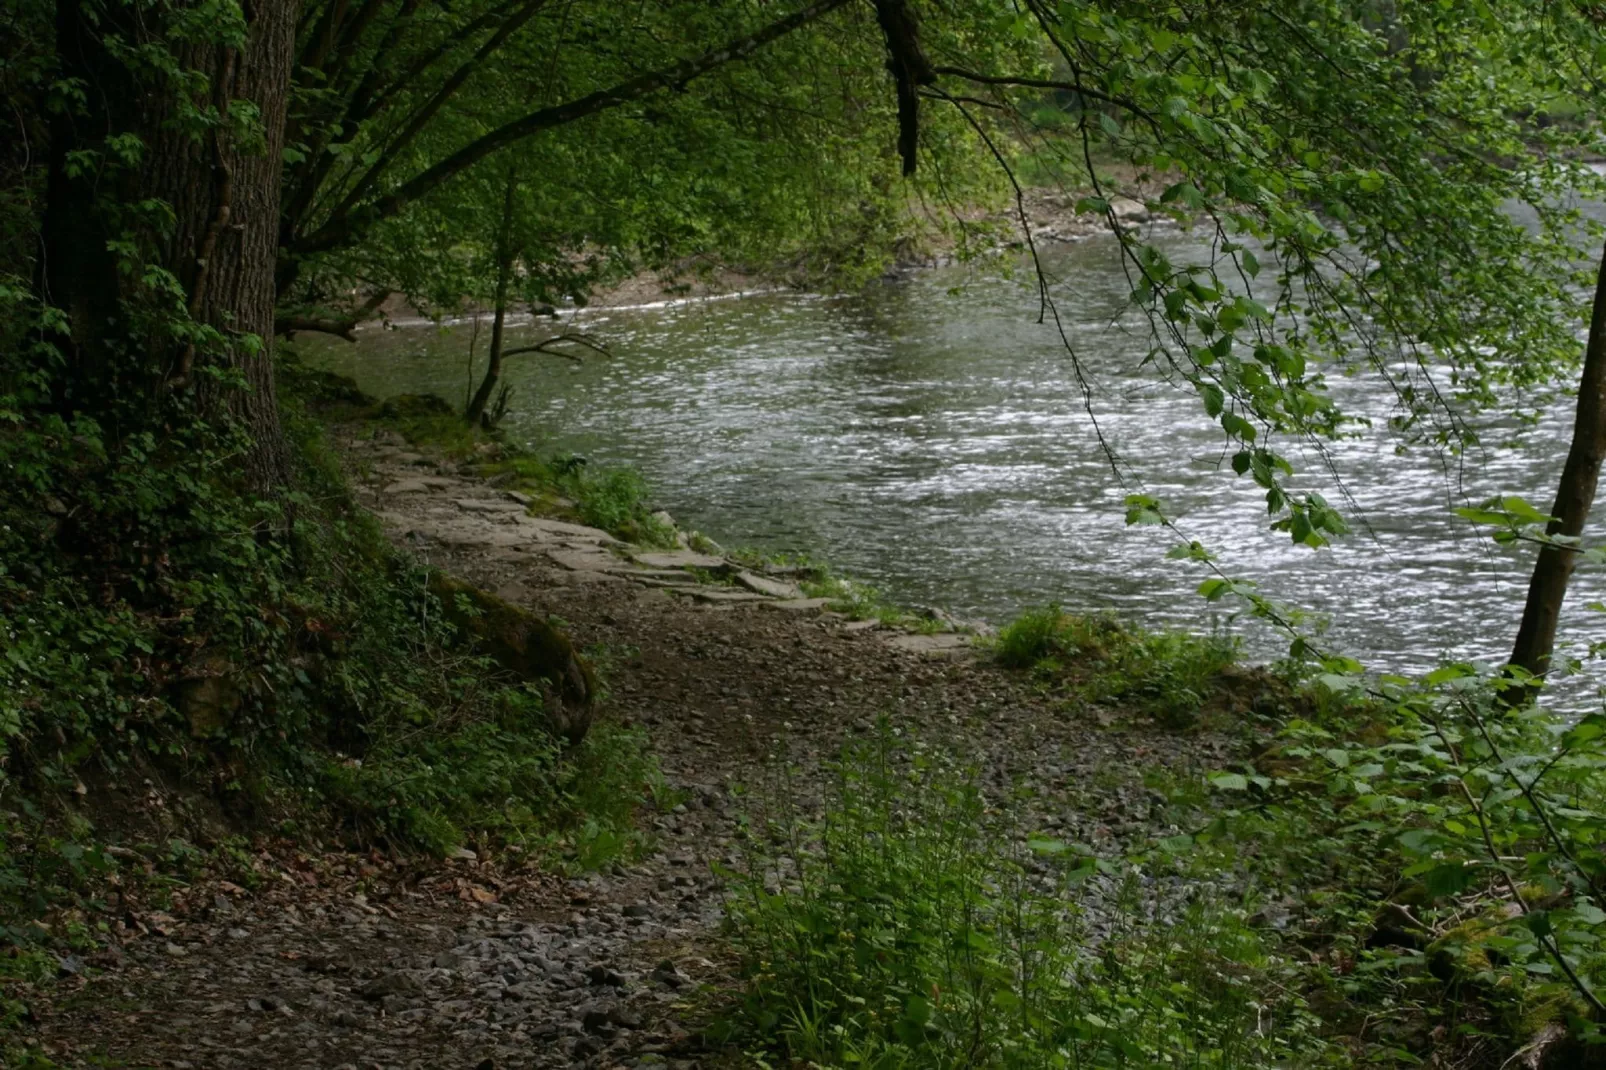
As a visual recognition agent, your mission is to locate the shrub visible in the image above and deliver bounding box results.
[995,607,1240,727]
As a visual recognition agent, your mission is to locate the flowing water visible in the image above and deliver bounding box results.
[294,228,1606,687]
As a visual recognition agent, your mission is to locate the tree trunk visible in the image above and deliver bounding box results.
[41,0,298,493]
[1509,240,1606,681]
[465,170,518,427]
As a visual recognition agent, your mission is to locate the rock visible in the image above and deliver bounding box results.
[382,479,433,494]
[886,633,973,657]
[680,588,770,605]
[733,571,802,599]
[581,1005,617,1036]
[651,962,690,989]
[454,498,527,514]
[450,847,479,861]
[622,904,653,919]
[547,549,627,573]
[1109,196,1150,222]
[841,619,881,633]
[519,517,620,544]
[632,551,727,571]
[357,971,424,1000]
[586,964,627,986]
[763,597,832,613]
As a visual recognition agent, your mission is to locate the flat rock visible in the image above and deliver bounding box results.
[763,597,832,613]
[886,633,974,657]
[382,479,432,494]
[734,570,803,599]
[841,619,882,633]
[606,567,697,582]
[516,516,620,544]
[632,550,727,571]
[416,521,528,548]
[664,586,769,604]
[547,548,625,572]
[454,498,527,514]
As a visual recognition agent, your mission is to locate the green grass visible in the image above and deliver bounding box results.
[994,605,1241,727]
[720,723,1328,1068]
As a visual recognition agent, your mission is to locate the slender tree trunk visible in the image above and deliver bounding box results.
[465,170,517,426]
[1509,240,1606,680]
[41,0,298,493]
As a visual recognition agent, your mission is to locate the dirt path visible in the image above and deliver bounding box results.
[25,432,1238,1069]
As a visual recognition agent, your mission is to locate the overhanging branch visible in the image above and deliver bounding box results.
[291,0,852,258]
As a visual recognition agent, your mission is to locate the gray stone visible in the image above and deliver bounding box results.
[546,549,625,572]
[382,479,432,495]
[733,570,802,599]
[677,588,769,605]
[454,498,527,514]
[886,633,974,657]
[632,551,727,571]
[763,597,831,613]
[1109,196,1150,222]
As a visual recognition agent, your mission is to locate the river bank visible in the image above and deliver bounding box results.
[15,408,1252,1068]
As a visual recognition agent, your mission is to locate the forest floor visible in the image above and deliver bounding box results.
[21,428,1249,1070]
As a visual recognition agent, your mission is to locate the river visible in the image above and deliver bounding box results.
[292,227,1606,688]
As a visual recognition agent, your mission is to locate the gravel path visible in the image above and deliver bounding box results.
[25,431,1243,1069]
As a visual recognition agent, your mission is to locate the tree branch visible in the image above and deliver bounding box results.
[929,64,1158,126]
[275,288,392,340]
[291,0,851,258]
[327,0,549,221]
[501,331,611,362]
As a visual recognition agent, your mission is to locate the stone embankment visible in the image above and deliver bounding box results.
[365,429,976,658]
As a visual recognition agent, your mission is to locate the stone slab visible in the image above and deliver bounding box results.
[734,570,803,599]
[762,597,833,613]
[632,550,728,571]
[546,548,624,572]
[454,498,528,514]
[517,516,620,544]
[382,479,432,494]
[886,633,974,657]
[686,589,771,604]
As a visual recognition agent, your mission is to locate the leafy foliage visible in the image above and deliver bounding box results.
[995,605,1241,727]
[723,725,1327,1068]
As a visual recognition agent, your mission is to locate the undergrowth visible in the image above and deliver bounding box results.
[994,605,1240,726]
[720,724,1328,1068]
[0,360,661,1054]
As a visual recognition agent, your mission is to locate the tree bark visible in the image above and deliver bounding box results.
[1509,239,1606,681]
[465,170,518,427]
[41,0,298,494]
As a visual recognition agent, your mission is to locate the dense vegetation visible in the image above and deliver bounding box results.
[9,0,1606,1065]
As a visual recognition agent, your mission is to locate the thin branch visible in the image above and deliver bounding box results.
[292,0,852,258]
[500,331,611,362]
